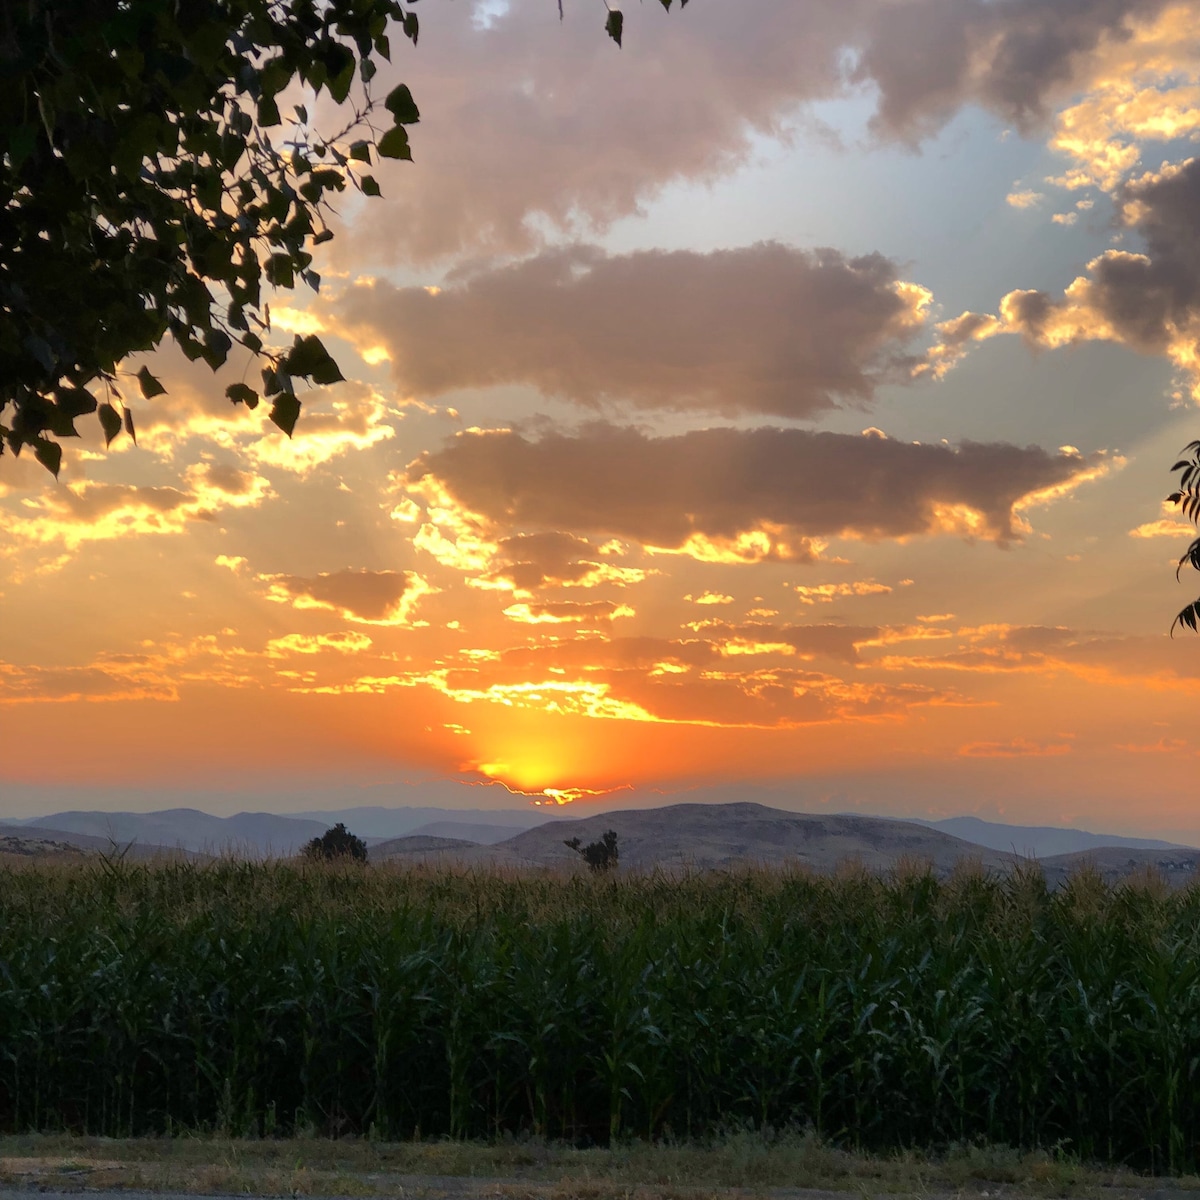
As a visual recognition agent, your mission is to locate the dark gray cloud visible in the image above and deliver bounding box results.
[490,532,619,591]
[856,0,1172,140]
[261,569,426,623]
[336,0,1173,262]
[405,423,1105,549]
[331,244,930,418]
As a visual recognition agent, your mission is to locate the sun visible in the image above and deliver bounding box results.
[475,758,631,807]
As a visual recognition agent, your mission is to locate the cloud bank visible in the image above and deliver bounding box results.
[405,424,1108,555]
[331,243,933,417]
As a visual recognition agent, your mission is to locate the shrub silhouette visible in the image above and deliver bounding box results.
[303,823,368,863]
[564,829,619,872]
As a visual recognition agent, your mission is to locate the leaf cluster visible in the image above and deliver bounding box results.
[564,829,619,872]
[1168,442,1200,634]
[0,0,421,470]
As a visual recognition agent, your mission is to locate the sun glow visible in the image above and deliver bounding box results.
[475,751,634,807]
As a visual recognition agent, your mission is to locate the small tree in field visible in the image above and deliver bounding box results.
[564,829,619,872]
[303,822,368,863]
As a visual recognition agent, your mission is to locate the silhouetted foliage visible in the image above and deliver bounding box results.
[1169,442,1200,634]
[564,829,619,872]
[303,823,368,863]
[2,1,680,473]
[0,0,427,472]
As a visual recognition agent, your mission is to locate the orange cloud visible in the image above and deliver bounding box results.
[0,662,177,705]
[1130,518,1193,537]
[959,738,1074,758]
[502,600,636,625]
[793,580,893,605]
[4,464,271,553]
[259,569,435,626]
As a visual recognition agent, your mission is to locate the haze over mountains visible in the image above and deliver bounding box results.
[1,802,1194,882]
[915,816,1180,858]
[0,807,549,856]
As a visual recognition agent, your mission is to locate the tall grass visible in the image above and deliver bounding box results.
[2,858,1199,1168]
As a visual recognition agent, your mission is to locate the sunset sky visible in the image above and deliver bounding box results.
[6,0,1200,839]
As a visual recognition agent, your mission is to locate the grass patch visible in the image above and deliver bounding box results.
[0,1132,1192,1198]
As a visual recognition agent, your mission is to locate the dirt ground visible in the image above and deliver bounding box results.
[1,1134,1198,1200]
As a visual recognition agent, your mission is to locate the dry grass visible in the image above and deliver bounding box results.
[0,1133,1192,1199]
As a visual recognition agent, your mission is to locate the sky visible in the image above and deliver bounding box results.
[5,0,1200,838]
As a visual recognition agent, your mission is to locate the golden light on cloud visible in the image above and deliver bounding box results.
[260,569,436,626]
[270,306,327,337]
[13,0,1200,838]
[649,530,825,565]
[5,466,271,552]
[502,601,636,625]
[265,632,374,657]
[927,503,991,538]
[1006,190,1044,209]
[1130,518,1193,538]
[793,581,893,605]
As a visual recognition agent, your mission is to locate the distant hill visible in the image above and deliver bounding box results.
[914,815,1185,858]
[0,833,88,859]
[0,822,200,861]
[1038,846,1199,888]
[7,801,1198,883]
[2,808,328,856]
[370,834,516,862]
[280,806,551,840]
[407,820,531,844]
[372,802,1015,875]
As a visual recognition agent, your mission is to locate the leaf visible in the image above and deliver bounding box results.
[136,366,167,398]
[377,126,412,161]
[23,334,56,373]
[403,12,419,44]
[257,95,281,127]
[283,335,345,385]
[99,403,123,447]
[605,9,624,46]
[123,407,137,445]
[226,382,260,409]
[329,58,356,104]
[384,83,421,125]
[34,439,62,477]
[57,388,97,420]
[361,175,381,197]
[1173,600,1200,637]
[349,140,372,162]
[267,254,295,288]
[270,392,302,437]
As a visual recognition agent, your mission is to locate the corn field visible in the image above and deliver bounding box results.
[2,858,1200,1168]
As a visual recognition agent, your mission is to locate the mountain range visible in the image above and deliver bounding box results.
[1,801,1195,883]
